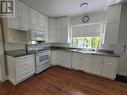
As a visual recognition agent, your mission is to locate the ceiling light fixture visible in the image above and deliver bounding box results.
[80,3,88,7]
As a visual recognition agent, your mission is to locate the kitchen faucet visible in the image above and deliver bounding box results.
[83,38,88,51]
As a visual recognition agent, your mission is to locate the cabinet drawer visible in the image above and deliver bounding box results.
[16,55,34,61]
[17,65,35,74]
[16,66,35,81]
[104,57,118,63]
[92,55,103,61]
[16,62,35,72]
[16,59,34,70]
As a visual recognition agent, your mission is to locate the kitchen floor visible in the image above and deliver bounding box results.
[0,66,127,95]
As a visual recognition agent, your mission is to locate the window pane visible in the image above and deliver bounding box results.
[92,37,100,48]
[72,37,78,47]
[72,37,101,49]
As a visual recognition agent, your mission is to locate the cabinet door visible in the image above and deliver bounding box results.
[72,53,80,70]
[29,8,38,25]
[20,2,29,22]
[102,57,118,79]
[8,17,20,29]
[48,18,56,42]
[15,0,20,17]
[38,13,45,27]
[56,17,69,43]
[104,22,119,44]
[51,51,58,65]
[20,20,29,31]
[107,4,121,23]
[60,51,72,68]
[51,50,61,65]
[61,27,68,43]
[43,16,48,41]
[91,55,103,75]
[82,54,92,72]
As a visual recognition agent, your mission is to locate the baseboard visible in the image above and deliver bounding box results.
[116,74,127,83]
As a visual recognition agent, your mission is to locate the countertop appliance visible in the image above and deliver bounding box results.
[35,49,51,74]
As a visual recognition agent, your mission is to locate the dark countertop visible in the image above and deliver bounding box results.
[51,47,120,57]
[5,50,35,57]
[5,46,120,57]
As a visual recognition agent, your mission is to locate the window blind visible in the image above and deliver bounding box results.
[72,23,102,37]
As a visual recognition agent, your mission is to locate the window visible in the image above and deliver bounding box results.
[72,37,101,49]
[71,23,102,49]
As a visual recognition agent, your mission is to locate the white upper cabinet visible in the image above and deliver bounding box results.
[56,17,69,43]
[38,12,45,27]
[43,16,48,41]
[29,8,48,28]
[8,17,20,30]
[48,17,69,43]
[107,4,122,23]
[29,8,48,41]
[48,18,57,42]
[104,22,119,44]
[29,8,38,26]
[20,2,29,22]
[104,4,127,44]
[8,0,30,31]
[6,0,49,42]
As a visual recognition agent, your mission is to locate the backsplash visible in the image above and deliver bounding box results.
[5,43,26,51]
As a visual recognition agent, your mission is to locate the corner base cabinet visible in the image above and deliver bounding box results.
[7,54,35,85]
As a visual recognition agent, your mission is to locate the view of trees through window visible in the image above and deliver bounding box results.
[72,37,101,49]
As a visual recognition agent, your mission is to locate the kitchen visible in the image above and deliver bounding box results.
[0,0,127,95]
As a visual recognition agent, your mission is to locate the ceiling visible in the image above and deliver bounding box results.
[20,0,124,18]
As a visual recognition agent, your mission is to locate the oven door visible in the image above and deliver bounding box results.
[35,50,50,74]
[36,51,50,66]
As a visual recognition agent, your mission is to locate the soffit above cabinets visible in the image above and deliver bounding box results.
[20,0,110,18]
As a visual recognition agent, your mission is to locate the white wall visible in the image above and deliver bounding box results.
[70,12,107,42]
[0,19,6,82]
[70,12,106,25]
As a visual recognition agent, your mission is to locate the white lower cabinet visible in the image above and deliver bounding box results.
[102,57,118,79]
[72,53,92,72]
[51,50,61,65]
[72,53,80,70]
[7,54,35,85]
[91,55,103,75]
[51,50,72,68]
[51,50,119,80]
[60,51,72,68]
[82,54,92,72]
[72,52,119,80]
